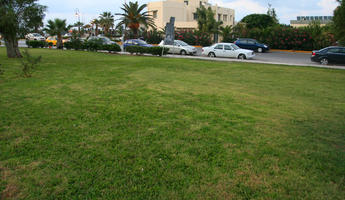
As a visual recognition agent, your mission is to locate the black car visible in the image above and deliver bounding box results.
[234,38,269,53]
[311,46,345,65]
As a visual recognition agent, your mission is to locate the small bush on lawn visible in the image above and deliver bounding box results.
[20,49,42,77]
[103,44,121,53]
[26,40,47,48]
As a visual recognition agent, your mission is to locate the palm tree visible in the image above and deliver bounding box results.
[116,1,155,38]
[45,18,68,49]
[74,21,84,34]
[91,19,100,36]
[220,25,233,42]
[99,12,114,36]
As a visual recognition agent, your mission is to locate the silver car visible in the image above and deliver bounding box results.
[88,36,116,45]
[159,40,197,55]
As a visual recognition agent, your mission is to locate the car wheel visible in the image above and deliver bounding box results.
[257,48,263,53]
[238,54,246,60]
[180,50,187,55]
[320,58,329,65]
[208,52,216,57]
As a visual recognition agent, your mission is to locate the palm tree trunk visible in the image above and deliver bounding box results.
[96,25,99,36]
[57,34,63,49]
[4,35,22,58]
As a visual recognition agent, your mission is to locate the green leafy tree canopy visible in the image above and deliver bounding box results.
[0,0,46,58]
[241,14,276,29]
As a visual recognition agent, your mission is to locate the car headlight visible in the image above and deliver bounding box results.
[264,45,268,48]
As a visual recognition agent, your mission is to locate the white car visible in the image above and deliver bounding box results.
[25,33,45,41]
[202,43,255,59]
[159,40,197,55]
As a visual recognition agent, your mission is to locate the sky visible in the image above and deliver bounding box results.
[38,0,339,26]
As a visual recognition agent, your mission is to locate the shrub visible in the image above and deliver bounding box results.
[20,49,42,77]
[64,38,83,50]
[26,40,47,48]
[103,44,121,52]
[147,46,169,56]
[85,38,104,51]
[175,30,212,46]
[126,46,169,56]
[126,46,146,55]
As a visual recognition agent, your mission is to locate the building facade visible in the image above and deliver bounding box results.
[147,0,235,31]
[290,16,333,28]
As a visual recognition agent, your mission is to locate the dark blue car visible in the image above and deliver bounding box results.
[311,46,345,65]
[123,39,153,50]
[234,38,269,53]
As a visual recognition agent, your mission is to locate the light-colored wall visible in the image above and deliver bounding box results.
[147,0,235,30]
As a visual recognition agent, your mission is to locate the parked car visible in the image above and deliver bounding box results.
[88,36,116,45]
[202,43,255,59]
[123,39,153,49]
[158,40,197,55]
[311,46,345,65]
[45,36,70,46]
[25,33,45,41]
[234,38,269,53]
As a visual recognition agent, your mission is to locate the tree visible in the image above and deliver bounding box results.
[0,0,46,58]
[267,3,278,24]
[333,0,345,45]
[196,5,222,34]
[91,19,101,36]
[241,14,276,29]
[99,12,114,36]
[116,1,155,38]
[74,21,84,34]
[45,19,68,49]
[220,25,233,42]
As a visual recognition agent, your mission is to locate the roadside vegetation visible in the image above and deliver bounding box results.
[1,48,344,199]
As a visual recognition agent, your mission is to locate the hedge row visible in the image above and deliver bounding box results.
[64,38,121,52]
[125,46,169,56]
[26,40,52,48]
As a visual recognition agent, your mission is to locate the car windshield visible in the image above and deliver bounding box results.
[33,33,41,36]
[231,44,240,50]
[176,40,188,46]
[136,40,148,45]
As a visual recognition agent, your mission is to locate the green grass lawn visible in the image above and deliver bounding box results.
[0,48,344,199]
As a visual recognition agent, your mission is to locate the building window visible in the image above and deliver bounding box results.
[200,1,202,6]
[193,13,198,20]
[223,15,227,21]
[184,1,188,5]
[218,14,221,21]
[153,10,157,19]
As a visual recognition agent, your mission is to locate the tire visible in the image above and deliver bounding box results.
[320,58,329,65]
[238,54,246,60]
[208,52,216,57]
[180,50,187,55]
[257,48,263,53]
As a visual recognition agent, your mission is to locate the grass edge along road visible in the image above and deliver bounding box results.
[0,48,344,199]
